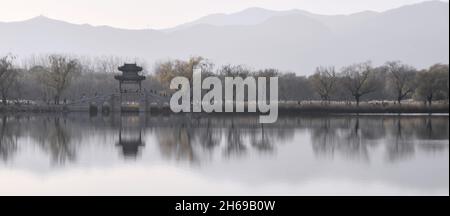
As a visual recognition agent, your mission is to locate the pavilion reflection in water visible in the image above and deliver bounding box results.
[116,114,145,158]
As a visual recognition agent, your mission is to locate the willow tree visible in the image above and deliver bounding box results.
[0,55,19,105]
[154,56,212,88]
[37,55,81,105]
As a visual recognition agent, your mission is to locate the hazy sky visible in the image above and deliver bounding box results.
[0,0,447,29]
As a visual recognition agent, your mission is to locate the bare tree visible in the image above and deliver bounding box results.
[37,55,81,105]
[95,56,123,74]
[0,55,20,105]
[253,68,279,78]
[341,62,378,106]
[219,64,251,77]
[310,66,337,103]
[385,61,417,104]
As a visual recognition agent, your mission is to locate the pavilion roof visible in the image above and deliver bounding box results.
[118,63,143,72]
[115,63,146,81]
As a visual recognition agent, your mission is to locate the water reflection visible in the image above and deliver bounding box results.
[117,114,145,159]
[41,117,74,163]
[0,114,448,165]
[157,124,197,161]
[310,116,449,162]
[0,116,18,161]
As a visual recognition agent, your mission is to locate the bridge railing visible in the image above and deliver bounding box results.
[66,94,115,106]
[66,90,170,107]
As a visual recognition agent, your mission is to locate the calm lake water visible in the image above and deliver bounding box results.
[0,113,448,195]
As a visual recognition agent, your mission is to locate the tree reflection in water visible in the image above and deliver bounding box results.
[157,123,196,162]
[0,116,19,162]
[249,125,274,153]
[386,118,415,162]
[0,114,448,165]
[224,120,247,157]
[35,116,74,164]
[310,115,449,163]
[196,119,222,151]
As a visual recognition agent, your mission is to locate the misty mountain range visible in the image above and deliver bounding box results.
[0,1,448,75]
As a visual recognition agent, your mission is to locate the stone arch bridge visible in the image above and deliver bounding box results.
[66,91,170,113]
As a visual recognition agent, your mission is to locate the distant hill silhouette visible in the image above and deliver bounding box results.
[0,1,448,74]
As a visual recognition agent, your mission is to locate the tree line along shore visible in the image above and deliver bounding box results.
[0,54,448,114]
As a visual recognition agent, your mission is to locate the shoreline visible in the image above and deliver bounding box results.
[1,102,448,115]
